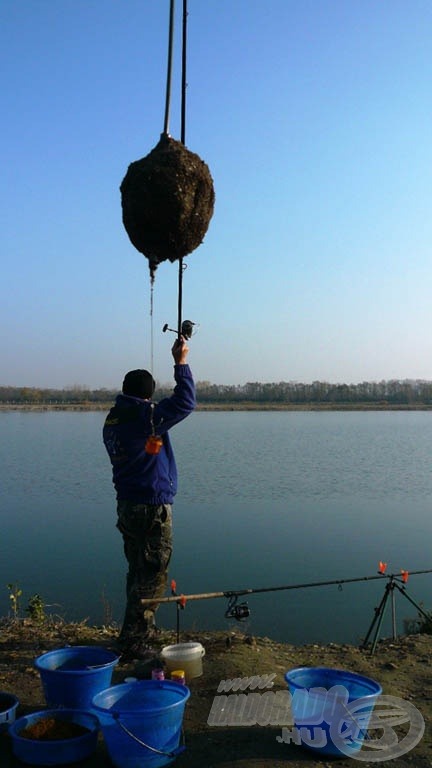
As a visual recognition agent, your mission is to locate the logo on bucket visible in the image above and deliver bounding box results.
[276,691,425,762]
[330,693,425,762]
[207,675,425,762]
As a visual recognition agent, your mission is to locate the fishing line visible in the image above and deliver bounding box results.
[150,0,189,369]
[120,2,214,361]
[177,0,188,337]
[149,0,176,374]
[163,0,175,138]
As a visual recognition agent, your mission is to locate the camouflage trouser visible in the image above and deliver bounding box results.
[116,501,173,643]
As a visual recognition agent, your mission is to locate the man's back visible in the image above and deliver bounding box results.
[103,362,195,504]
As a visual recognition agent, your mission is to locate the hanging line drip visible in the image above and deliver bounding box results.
[150,282,154,374]
[177,0,188,338]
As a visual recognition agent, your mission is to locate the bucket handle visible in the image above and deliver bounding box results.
[113,714,186,758]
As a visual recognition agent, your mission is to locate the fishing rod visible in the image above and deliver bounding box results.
[141,566,432,608]
[143,565,432,648]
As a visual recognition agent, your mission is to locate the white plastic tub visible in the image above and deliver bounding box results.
[160,642,205,681]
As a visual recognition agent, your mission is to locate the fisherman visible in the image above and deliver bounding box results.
[103,336,195,659]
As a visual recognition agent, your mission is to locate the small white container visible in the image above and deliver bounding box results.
[161,642,205,681]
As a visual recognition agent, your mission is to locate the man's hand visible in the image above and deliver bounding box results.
[172,336,189,365]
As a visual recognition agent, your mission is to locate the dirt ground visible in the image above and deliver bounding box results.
[0,620,431,767]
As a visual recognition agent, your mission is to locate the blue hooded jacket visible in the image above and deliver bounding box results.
[103,364,195,504]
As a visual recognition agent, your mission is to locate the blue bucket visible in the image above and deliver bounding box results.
[8,709,99,766]
[35,646,119,709]
[285,666,382,758]
[92,680,190,768]
[0,692,19,732]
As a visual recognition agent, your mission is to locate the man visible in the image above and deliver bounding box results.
[103,337,195,658]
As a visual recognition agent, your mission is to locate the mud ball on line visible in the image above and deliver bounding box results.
[120,135,215,276]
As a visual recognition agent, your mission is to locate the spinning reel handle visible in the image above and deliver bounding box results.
[162,320,195,339]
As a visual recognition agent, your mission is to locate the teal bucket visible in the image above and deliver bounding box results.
[92,680,190,768]
[35,646,119,709]
[285,667,382,758]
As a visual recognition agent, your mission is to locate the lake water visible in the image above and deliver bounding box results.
[1,409,431,646]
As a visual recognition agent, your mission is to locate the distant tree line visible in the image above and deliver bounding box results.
[0,385,115,405]
[2,379,432,406]
[190,379,432,405]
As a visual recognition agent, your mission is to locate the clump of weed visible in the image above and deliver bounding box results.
[7,583,22,620]
[120,135,215,280]
[25,594,46,624]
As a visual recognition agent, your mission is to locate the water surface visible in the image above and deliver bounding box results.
[1,410,431,645]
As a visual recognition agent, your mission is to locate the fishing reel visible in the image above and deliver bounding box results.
[162,319,197,340]
[225,595,251,622]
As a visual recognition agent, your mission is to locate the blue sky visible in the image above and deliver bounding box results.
[1,0,432,389]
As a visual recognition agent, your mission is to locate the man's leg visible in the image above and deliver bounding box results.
[116,501,172,649]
